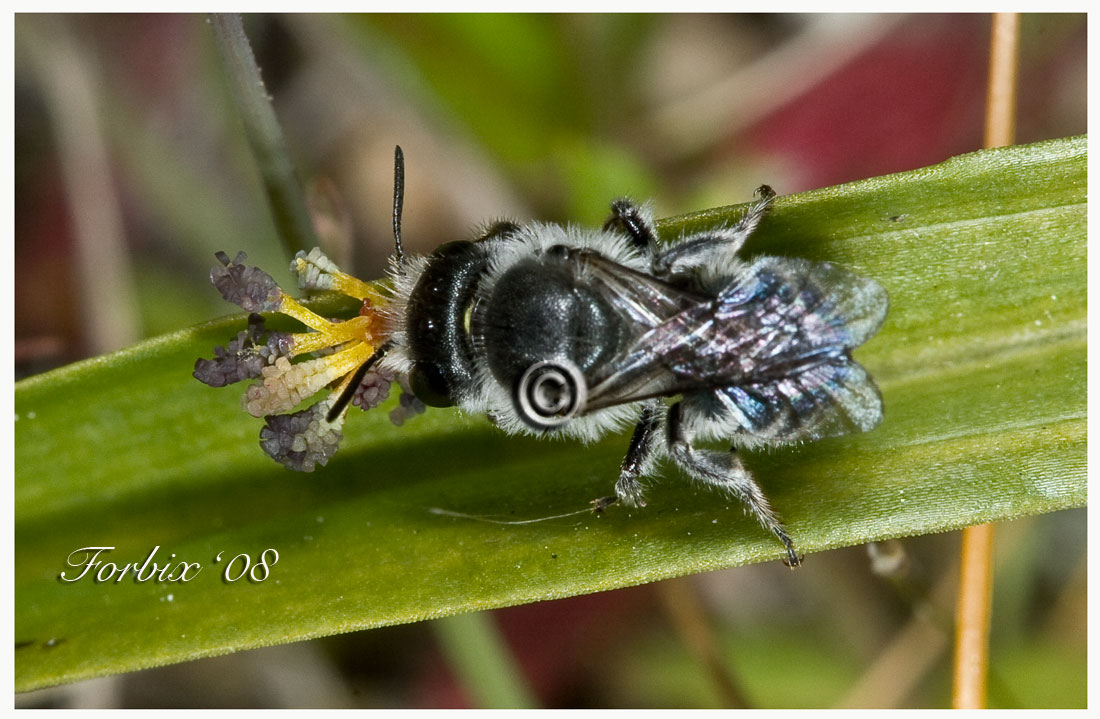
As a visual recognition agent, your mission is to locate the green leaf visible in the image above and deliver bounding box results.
[15,135,1085,692]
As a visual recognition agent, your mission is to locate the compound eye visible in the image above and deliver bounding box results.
[410,363,454,408]
[514,359,587,429]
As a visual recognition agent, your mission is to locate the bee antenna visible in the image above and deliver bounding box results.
[392,145,405,262]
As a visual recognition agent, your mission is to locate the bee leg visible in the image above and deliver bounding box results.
[603,199,659,257]
[653,185,777,276]
[604,400,663,509]
[665,402,801,567]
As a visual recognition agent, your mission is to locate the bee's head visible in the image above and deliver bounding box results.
[402,240,491,407]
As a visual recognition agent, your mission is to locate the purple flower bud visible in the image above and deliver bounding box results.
[259,402,343,472]
[388,375,426,426]
[210,251,284,313]
[352,369,395,411]
[193,314,294,387]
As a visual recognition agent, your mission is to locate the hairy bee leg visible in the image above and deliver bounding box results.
[666,402,801,567]
[745,183,777,227]
[603,199,659,256]
[653,185,777,276]
[610,400,663,508]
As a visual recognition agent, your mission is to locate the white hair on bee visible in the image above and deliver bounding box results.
[378,221,652,443]
[467,363,641,443]
[467,222,658,442]
[484,221,652,279]
[373,253,426,376]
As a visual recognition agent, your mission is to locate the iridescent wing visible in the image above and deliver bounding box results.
[710,355,883,442]
[701,257,888,440]
[582,254,888,440]
[568,248,706,328]
[563,250,707,403]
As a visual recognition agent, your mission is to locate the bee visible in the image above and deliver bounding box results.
[196,147,888,566]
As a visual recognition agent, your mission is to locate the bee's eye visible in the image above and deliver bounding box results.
[409,362,454,408]
[514,359,587,430]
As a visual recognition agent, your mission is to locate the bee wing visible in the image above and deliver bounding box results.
[567,251,707,405]
[702,256,888,373]
[711,357,883,442]
[583,256,888,441]
[573,249,705,328]
[707,257,887,441]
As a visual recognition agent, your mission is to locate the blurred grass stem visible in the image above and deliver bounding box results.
[433,612,538,709]
[18,16,140,355]
[840,559,958,708]
[656,577,750,708]
[983,13,1021,150]
[210,13,318,258]
[952,11,1020,710]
